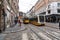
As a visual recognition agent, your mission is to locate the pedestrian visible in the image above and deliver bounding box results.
[18,19,21,26]
[59,20,60,29]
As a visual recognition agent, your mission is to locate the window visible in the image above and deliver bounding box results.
[14,3,15,5]
[12,0,13,1]
[7,0,10,4]
[48,5,50,8]
[57,9,60,13]
[58,3,60,7]
[40,12,46,14]
[48,10,51,14]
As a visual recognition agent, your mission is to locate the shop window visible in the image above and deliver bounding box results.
[48,10,51,14]
[58,3,60,7]
[57,9,60,13]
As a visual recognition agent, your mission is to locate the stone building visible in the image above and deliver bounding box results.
[0,0,19,32]
[0,0,5,32]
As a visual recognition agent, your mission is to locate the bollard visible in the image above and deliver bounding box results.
[59,20,60,29]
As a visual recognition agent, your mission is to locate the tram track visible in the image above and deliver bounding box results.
[39,28,60,40]
[36,25,60,40]
[37,27,60,40]
[39,26,60,40]
[28,24,60,40]
[40,25,60,34]
[31,24,60,33]
[3,24,60,40]
[25,24,43,40]
[26,24,52,40]
[45,25,59,30]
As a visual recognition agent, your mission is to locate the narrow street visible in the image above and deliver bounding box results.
[0,23,60,40]
[0,0,60,40]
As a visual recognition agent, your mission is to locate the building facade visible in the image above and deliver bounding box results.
[28,6,35,18]
[0,0,5,32]
[0,0,19,32]
[30,0,60,23]
[4,0,19,27]
[19,12,24,18]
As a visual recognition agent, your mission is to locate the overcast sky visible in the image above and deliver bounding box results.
[19,0,38,13]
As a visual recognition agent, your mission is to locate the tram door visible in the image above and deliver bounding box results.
[39,16,44,22]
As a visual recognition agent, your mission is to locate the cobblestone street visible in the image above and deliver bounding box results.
[0,23,60,40]
[0,0,60,40]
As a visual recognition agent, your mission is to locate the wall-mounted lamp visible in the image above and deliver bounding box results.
[0,1,1,4]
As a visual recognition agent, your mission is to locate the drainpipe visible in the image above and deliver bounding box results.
[2,9,7,31]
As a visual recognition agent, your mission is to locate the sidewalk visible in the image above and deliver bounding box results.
[45,22,59,29]
[3,24,26,34]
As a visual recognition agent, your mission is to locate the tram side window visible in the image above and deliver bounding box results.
[57,9,60,13]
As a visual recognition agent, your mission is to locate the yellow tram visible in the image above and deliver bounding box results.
[23,18,30,24]
[29,17,45,26]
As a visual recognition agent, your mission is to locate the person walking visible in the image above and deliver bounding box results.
[18,18,21,26]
